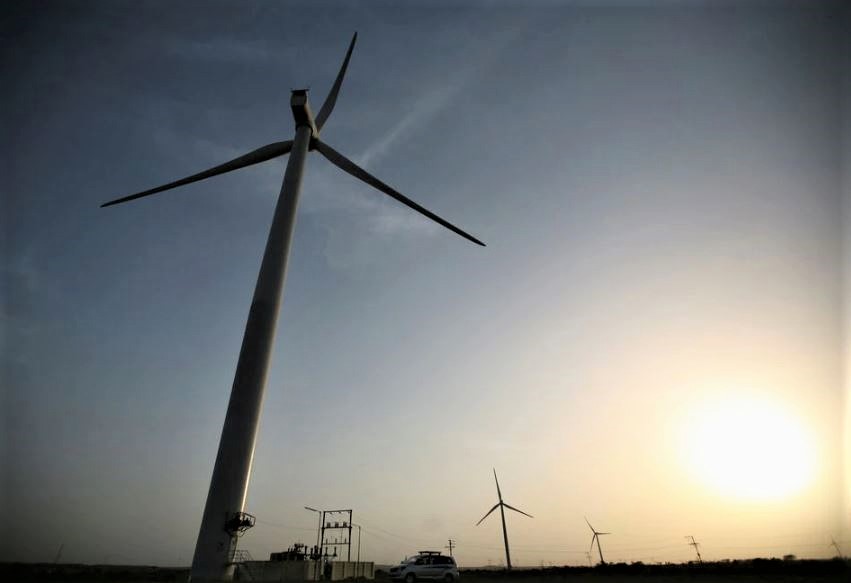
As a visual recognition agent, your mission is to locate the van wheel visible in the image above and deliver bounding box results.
[405,574,416,583]
[444,575,455,583]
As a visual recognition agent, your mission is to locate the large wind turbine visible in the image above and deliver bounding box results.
[475,469,533,570]
[102,34,484,582]
[584,517,610,565]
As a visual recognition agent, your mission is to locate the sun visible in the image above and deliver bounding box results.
[681,393,817,502]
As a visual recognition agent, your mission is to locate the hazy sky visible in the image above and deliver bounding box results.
[3,0,849,568]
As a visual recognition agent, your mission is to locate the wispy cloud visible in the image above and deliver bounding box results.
[335,25,529,243]
[356,84,458,170]
[369,202,441,237]
[161,36,291,65]
[289,27,532,271]
[144,130,286,200]
[139,25,527,271]
[356,23,529,172]
[0,248,41,363]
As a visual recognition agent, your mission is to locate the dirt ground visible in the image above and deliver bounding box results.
[2,559,848,583]
[457,560,849,583]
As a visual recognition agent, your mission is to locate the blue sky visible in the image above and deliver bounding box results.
[3,0,849,568]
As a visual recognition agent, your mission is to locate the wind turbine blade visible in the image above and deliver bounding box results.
[101,141,293,208]
[475,503,500,526]
[584,517,596,533]
[493,469,503,502]
[315,32,357,132]
[598,532,611,536]
[502,503,533,519]
[589,534,597,553]
[314,140,486,246]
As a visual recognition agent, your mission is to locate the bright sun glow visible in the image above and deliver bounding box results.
[681,393,817,502]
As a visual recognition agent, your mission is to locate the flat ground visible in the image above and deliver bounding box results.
[457,561,849,583]
[2,560,848,582]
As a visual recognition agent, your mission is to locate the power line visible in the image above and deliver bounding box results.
[253,518,317,532]
[309,515,850,566]
[355,520,433,545]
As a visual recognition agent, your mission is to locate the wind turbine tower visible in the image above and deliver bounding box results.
[830,537,843,558]
[685,535,702,563]
[102,34,484,582]
[475,469,533,570]
[584,518,610,566]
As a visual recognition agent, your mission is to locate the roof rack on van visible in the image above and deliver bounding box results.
[417,551,442,556]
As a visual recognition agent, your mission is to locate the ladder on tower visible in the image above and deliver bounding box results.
[230,549,256,581]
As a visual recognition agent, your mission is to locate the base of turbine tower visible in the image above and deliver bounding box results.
[189,512,256,582]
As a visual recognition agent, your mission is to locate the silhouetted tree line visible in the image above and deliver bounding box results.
[460,556,849,578]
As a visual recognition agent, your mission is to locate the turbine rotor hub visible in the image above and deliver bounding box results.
[290,89,318,137]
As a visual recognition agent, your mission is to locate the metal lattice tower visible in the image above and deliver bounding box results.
[320,510,353,562]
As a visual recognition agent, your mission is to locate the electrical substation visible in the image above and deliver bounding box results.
[231,509,374,581]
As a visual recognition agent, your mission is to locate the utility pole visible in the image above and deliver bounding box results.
[685,536,702,563]
[305,507,322,580]
[305,507,322,554]
[445,539,456,557]
[351,523,362,578]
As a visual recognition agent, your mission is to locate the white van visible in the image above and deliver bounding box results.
[389,552,459,583]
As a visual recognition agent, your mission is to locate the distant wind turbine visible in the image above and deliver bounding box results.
[102,33,484,582]
[475,469,533,570]
[830,536,843,558]
[685,535,702,563]
[584,517,610,565]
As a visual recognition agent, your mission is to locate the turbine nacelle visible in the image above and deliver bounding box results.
[290,89,319,137]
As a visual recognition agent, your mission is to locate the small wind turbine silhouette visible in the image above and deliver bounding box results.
[830,536,843,558]
[584,517,610,565]
[102,34,483,582]
[475,469,532,570]
[685,535,702,563]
